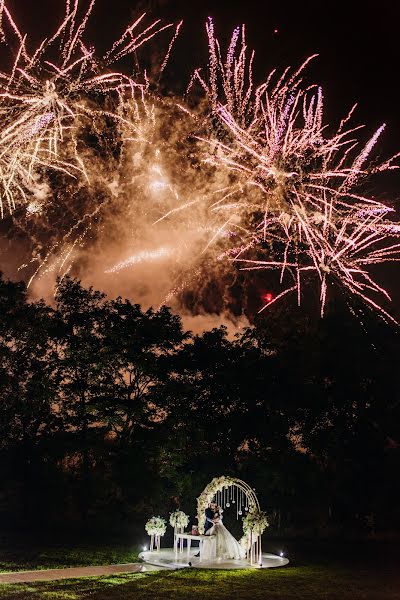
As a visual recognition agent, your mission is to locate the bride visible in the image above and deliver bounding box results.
[204,503,245,560]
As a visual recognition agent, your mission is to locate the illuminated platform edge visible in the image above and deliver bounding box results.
[139,548,289,570]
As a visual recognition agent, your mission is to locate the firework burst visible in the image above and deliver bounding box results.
[0,0,177,217]
[184,19,400,322]
[2,9,400,325]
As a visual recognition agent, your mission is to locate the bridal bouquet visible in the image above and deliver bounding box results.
[169,510,189,530]
[242,510,269,536]
[145,516,167,537]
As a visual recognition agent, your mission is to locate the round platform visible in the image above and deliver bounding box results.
[139,547,289,570]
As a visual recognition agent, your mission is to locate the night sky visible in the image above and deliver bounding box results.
[8,0,400,137]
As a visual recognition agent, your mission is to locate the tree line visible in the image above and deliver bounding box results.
[0,273,399,538]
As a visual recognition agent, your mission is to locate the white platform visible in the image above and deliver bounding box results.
[139,547,289,570]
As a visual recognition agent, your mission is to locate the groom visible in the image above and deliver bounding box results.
[194,501,217,557]
[204,501,218,532]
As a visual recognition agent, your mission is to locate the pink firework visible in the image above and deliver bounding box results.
[188,19,400,323]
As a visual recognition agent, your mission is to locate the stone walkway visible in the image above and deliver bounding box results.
[0,563,161,584]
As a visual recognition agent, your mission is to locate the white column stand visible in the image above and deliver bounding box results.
[258,534,263,567]
[179,527,184,554]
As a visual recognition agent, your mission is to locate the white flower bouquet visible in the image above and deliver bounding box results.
[242,510,269,536]
[169,510,189,530]
[145,516,167,537]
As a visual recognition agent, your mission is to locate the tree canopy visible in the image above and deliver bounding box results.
[0,273,399,536]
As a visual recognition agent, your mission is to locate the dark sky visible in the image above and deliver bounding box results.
[7,0,400,134]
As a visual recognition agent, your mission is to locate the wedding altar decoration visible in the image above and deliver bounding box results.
[197,475,234,533]
[169,510,189,531]
[241,509,269,565]
[242,510,269,536]
[196,475,267,565]
[143,475,269,566]
[145,516,167,552]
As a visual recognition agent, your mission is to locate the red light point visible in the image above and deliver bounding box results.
[262,292,273,303]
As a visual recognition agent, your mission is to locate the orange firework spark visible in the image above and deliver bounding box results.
[0,0,176,217]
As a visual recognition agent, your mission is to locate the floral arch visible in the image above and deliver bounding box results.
[196,475,260,534]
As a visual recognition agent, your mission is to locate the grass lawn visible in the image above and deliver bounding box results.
[0,564,399,600]
[0,537,140,572]
[0,538,398,599]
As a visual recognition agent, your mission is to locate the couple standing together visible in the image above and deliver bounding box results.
[201,501,245,560]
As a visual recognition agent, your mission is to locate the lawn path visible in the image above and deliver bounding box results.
[0,562,162,583]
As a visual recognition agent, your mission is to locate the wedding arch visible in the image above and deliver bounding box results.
[197,476,260,532]
[197,475,266,565]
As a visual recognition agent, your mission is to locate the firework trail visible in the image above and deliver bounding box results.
[0,0,177,217]
[182,19,400,323]
[105,246,172,274]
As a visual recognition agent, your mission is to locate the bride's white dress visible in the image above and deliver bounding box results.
[204,520,245,560]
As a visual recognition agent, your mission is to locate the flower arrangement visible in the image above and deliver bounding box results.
[145,516,167,537]
[196,475,234,533]
[242,510,269,536]
[169,510,189,530]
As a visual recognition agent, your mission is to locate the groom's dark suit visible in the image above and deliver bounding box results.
[194,506,216,557]
[204,507,215,532]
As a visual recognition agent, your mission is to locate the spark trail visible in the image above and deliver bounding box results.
[0,0,176,216]
[183,20,400,322]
